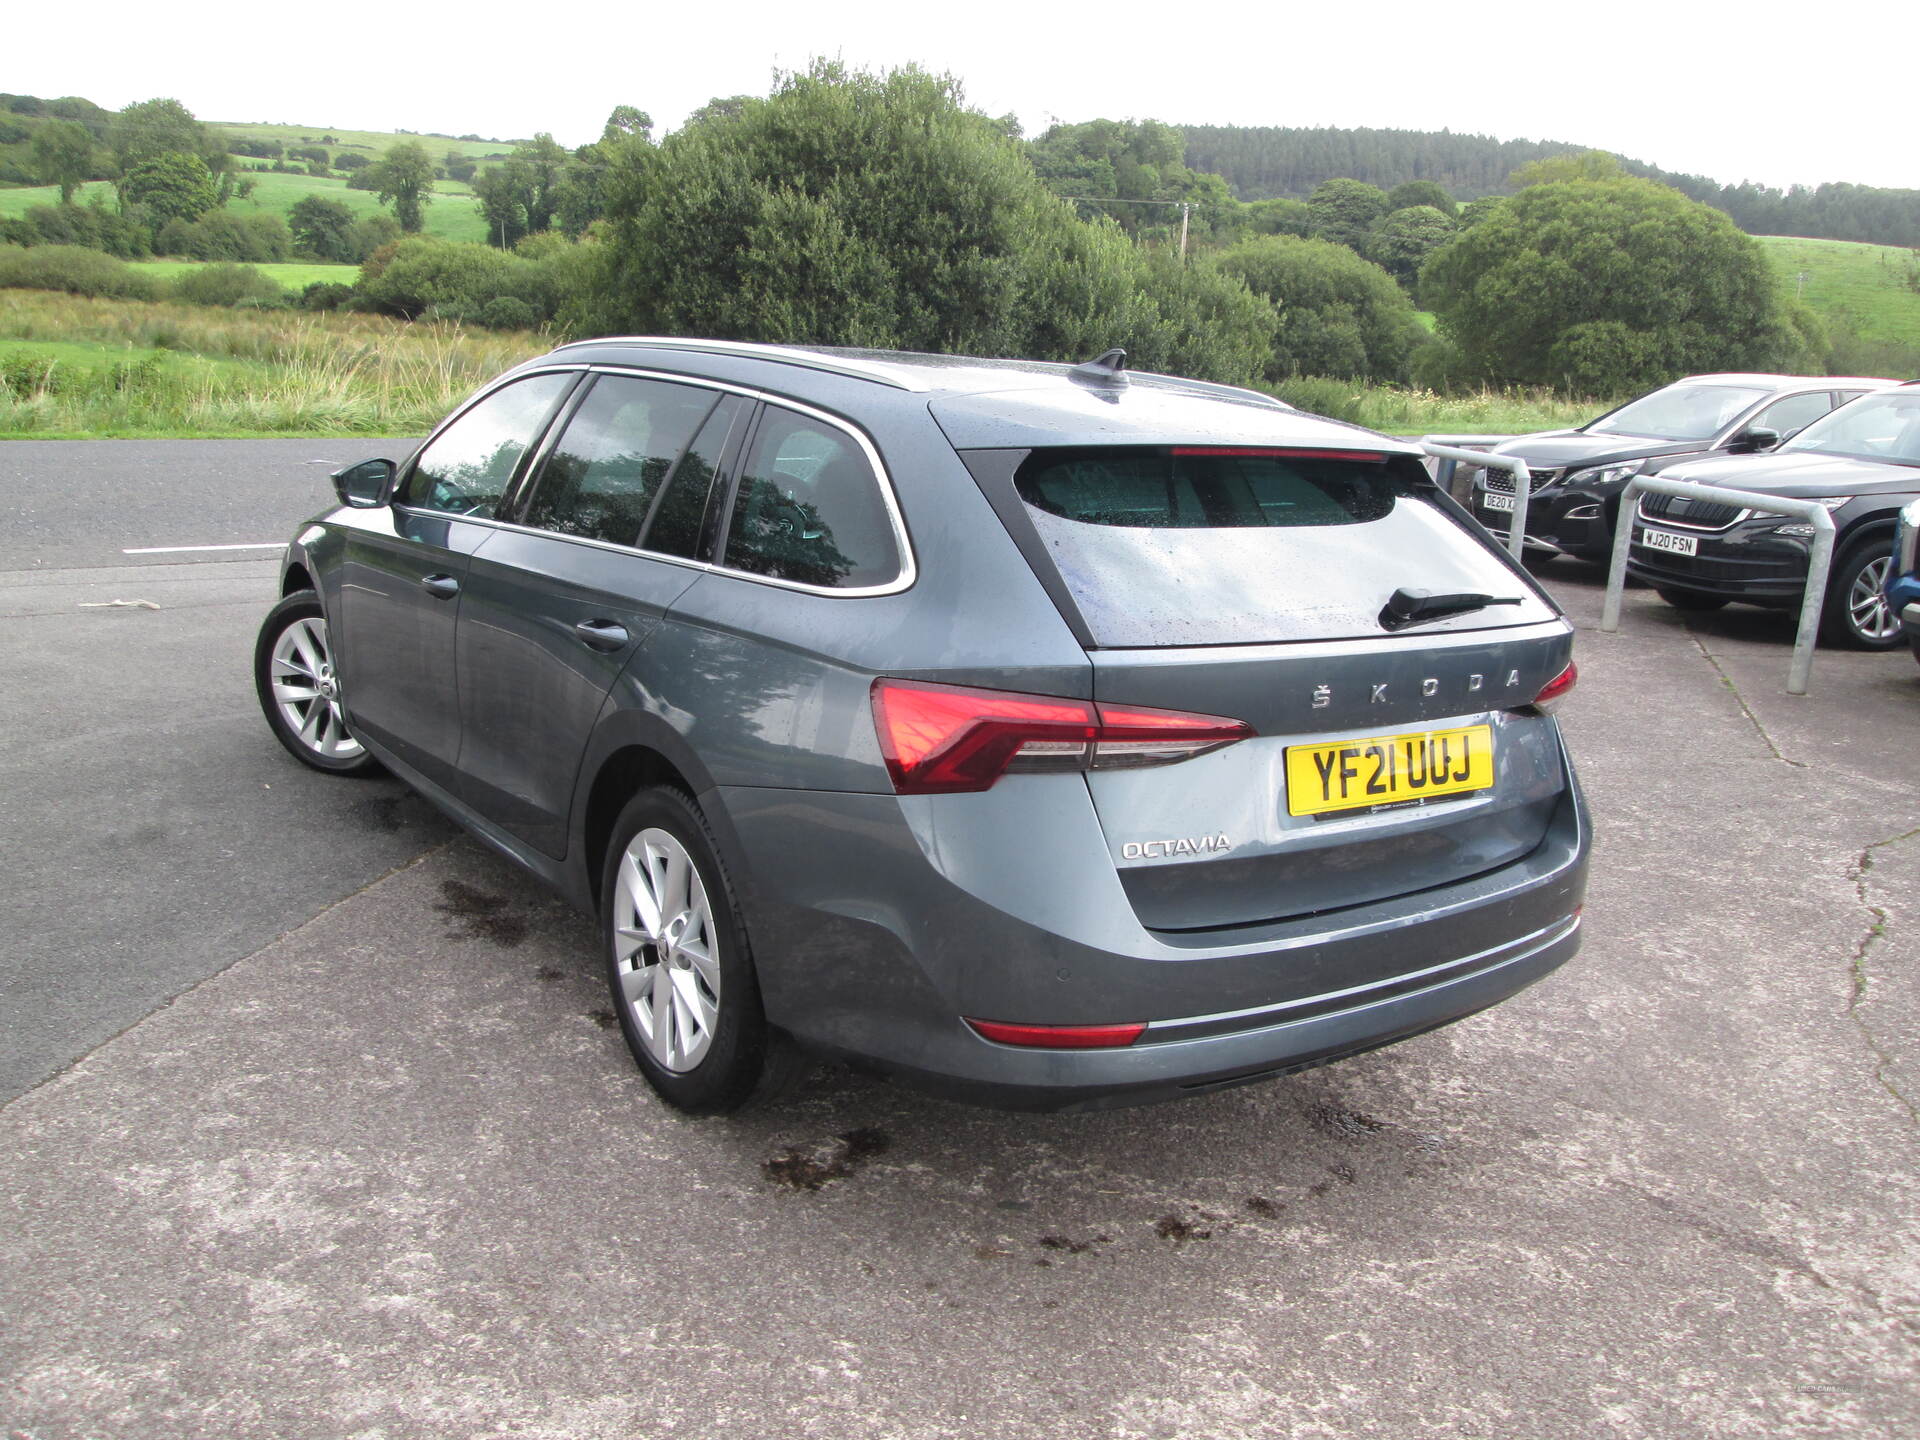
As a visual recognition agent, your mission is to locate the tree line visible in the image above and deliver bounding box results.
[0,75,1858,400]
[1180,123,1920,248]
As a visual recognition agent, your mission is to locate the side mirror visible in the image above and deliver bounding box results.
[1730,427,1780,454]
[333,458,397,509]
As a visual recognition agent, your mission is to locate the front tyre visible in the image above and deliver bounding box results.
[254,590,379,775]
[1820,538,1902,650]
[601,787,794,1114]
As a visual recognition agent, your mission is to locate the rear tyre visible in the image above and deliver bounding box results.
[1819,538,1902,650]
[254,590,380,775]
[1654,587,1729,613]
[600,787,797,1114]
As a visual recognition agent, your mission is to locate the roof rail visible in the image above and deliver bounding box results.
[545,336,931,392]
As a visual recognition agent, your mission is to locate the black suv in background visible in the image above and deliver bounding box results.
[1471,374,1893,561]
[1627,383,1920,648]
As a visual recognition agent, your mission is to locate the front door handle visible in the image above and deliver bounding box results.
[420,573,460,600]
[574,619,631,652]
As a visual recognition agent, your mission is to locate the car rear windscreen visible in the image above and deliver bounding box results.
[1013,447,1552,646]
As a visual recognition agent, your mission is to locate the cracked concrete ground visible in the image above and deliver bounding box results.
[3,534,1917,1438]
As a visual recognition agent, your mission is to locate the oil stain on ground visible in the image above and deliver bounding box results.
[765,1128,893,1191]
[432,880,529,948]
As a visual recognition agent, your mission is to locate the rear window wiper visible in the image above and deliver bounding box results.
[1379,587,1523,632]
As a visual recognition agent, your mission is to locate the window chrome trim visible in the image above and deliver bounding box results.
[398,362,919,598]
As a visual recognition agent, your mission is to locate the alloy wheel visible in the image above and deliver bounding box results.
[1848,555,1898,642]
[612,828,722,1072]
[269,616,364,761]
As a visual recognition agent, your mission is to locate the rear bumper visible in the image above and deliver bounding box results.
[718,750,1590,1112]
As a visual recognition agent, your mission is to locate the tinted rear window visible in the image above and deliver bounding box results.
[1013,447,1552,646]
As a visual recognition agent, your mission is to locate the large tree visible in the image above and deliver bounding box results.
[1305,178,1390,252]
[366,141,436,233]
[587,63,1276,383]
[1217,234,1426,382]
[1368,205,1457,290]
[119,152,220,226]
[109,97,222,176]
[288,195,358,261]
[31,119,95,204]
[1421,177,1816,392]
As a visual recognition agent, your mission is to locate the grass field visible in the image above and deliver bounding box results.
[0,291,546,438]
[1755,235,1920,346]
[128,261,361,291]
[0,172,489,245]
[212,122,520,165]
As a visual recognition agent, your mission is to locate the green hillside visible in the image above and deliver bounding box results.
[1755,235,1920,347]
[0,172,488,244]
[211,121,518,165]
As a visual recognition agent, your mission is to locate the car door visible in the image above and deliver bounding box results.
[1746,389,1839,445]
[451,373,748,858]
[334,369,578,792]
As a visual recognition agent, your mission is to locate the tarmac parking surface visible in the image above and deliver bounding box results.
[2,440,1915,1438]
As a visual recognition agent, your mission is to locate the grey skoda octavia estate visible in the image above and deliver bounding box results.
[255,338,1589,1112]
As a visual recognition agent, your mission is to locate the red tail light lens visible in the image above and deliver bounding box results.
[871,679,1252,795]
[966,1018,1147,1049]
[1530,661,1578,714]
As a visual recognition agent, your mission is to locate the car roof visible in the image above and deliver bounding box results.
[1659,372,1898,390]
[543,337,1417,455]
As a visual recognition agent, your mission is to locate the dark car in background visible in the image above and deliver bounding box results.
[1471,374,1893,561]
[1627,384,1920,648]
[255,338,1588,1114]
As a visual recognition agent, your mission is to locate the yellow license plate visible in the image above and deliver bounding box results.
[1285,724,1495,817]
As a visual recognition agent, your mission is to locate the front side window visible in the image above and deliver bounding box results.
[722,406,901,589]
[403,372,575,518]
[520,375,717,546]
[1751,391,1833,439]
[1586,384,1770,442]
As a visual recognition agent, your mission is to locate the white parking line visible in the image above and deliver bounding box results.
[122,543,287,555]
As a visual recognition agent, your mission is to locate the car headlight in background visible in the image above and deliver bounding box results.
[1570,460,1645,488]
[1776,496,1854,538]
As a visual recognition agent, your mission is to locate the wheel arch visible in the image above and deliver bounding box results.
[572,707,734,913]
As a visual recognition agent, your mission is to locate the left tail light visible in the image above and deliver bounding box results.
[1528,661,1578,715]
[871,678,1252,795]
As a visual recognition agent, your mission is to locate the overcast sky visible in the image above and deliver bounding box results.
[11,0,1911,191]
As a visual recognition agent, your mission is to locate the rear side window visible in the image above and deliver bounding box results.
[1012,447,1550,646]
[403,372,574,518]
[722,405,901,590]
[521,375,716,546]
[644,394,743,560]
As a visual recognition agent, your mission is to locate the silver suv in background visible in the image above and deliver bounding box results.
[255,339,1590,1113]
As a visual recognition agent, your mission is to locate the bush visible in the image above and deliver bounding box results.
[0,202,150,257]
[0,244,159,299]
[298,281,355,311]
[478,295,538,329]
[358,236,551,321]
[153,211,294,263]
[171,263,284,308]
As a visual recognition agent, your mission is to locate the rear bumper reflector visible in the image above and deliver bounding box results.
[965,1019,1147,1049]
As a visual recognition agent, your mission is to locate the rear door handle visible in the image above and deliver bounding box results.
[420,573,460,600]
[574,619,631,652]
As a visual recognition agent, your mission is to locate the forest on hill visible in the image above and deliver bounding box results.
[1180,124,1920,248]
